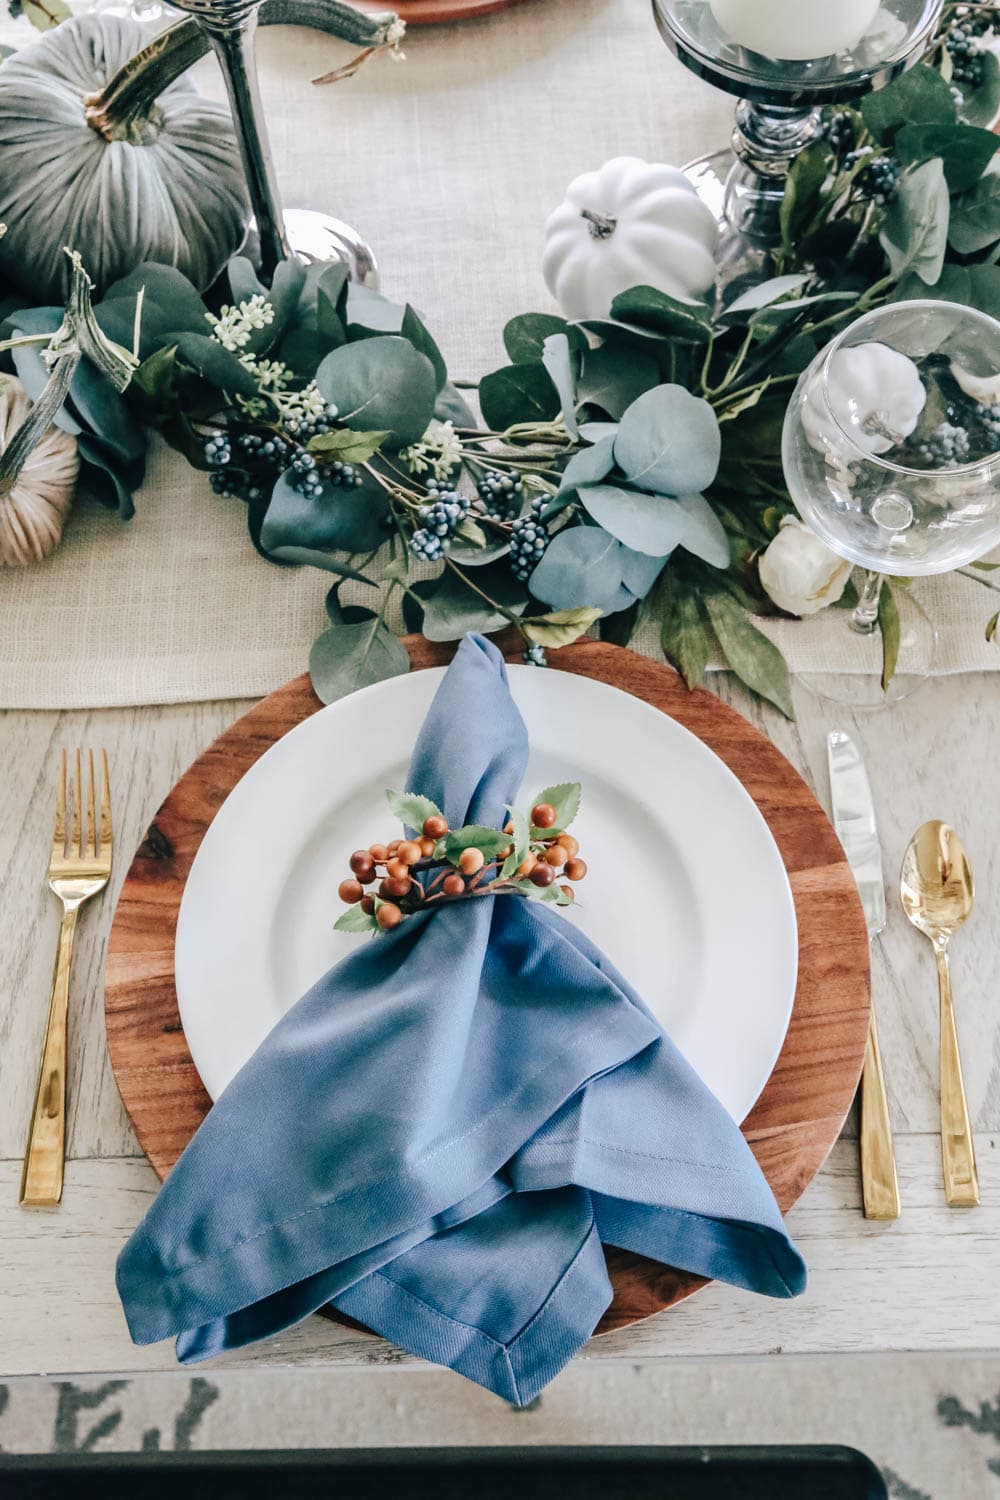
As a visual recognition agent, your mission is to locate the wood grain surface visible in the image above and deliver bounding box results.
[104,635,871,1337]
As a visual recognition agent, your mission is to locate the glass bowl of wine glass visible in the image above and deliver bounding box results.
[781,299,1000,706]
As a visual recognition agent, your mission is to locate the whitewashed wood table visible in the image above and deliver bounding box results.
[1,671,998,1378]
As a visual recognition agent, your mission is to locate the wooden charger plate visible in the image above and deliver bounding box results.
[106,636,870,1338]
[362,0,528,22]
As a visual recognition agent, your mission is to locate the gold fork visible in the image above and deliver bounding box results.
[20,750,112,1207]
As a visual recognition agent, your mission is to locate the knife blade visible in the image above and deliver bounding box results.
[827,729,900,1220]
[828,729,886,941]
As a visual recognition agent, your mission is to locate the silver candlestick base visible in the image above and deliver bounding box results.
[248,210,378,287]
[652,0,944,299]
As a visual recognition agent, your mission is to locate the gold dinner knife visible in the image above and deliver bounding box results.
[828,731,901,1221]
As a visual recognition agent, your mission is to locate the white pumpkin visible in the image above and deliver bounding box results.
[0,15,249,304]
[801,342,927,457]
[0,378,79,567]
[542,157,719,321]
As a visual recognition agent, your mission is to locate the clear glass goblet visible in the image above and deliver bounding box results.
[781,299,1000,707]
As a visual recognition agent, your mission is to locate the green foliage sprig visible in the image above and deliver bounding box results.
[4,12,1000,703]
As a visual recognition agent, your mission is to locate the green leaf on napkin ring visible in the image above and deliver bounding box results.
[335,784,586,933]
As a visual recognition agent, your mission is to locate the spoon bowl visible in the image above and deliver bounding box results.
[900,820,979,1207]
[900,821,974,951]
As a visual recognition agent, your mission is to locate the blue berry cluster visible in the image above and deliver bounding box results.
[523,643,548,668]
[846,149,901,206]
[285,404,340,440]
[946,9,993,87]
[980,403,1000,441]
[203,433,231,467]
[914,422,972,468]
[328,461,364,489]
[823,110,856,158]
[237,432,290,468]
[290,450,324,499]
[209,470,267,505]
[474,469,523,520]
[409,488,472,561]
[509,498,550,583]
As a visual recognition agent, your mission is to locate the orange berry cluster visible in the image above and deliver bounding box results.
[337,803,588,932]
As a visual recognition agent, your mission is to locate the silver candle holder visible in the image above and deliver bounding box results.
[170,0,378,287]
[652,0,945,295]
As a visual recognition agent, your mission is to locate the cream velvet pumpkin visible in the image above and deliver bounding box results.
[542,157,719,321]
[0,14,249,303]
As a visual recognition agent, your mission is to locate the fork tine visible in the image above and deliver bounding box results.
[87,749,97,858]
[100,750,112,852]
[73,748,82,857]
[52,749,67,858]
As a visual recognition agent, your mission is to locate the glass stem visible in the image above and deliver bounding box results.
[203,6,290,283]
[724,101,824,245]
[850,571,884,637]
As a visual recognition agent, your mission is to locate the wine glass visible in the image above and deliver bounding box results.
[781,300,1000,707]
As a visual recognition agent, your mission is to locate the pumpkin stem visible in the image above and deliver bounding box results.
[83,20,206,142]
[83,1,404,140]
[581,209,618,241]
[0,351,79,497]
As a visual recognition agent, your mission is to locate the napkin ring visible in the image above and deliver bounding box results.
[337,786,588,933]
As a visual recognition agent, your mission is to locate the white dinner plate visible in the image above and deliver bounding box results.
[176,667,798,1122]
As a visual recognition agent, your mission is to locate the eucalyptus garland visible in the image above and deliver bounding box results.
[5,3,1000,708]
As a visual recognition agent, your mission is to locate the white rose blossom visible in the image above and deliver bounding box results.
[758,516,853,617]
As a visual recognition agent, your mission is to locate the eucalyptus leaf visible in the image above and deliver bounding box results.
[614,384,721,496]
[895,123,999,194]
[949,161,1000,256]
[704,591,793,718]
[577,483,685,557]
[521,607,602,648]
[879,158,950,286]
[577,343,660,419]
[557,434,617,495]
[578,422,620,442]
[309,618,410,705]
[617,545,666,600]
[171,333,261,397]
[315,336,437,447]
[504,313,587,364]
[541,332,579,438]
[401,305,448,393]
[527,525,627,614]
[434,383,477,427]
[101,264,209,344]
[417,562,526,642]
[262,546,378,586]
[23,0,71,28]
[609,285,712,343]
[862,63,956,140]
[261,469,388,554]
[986,610,999,644]
[479,362,560,431]
[723,275,810,316]
[675,492,730,568]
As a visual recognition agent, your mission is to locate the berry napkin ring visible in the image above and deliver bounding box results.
[337,784,588,934]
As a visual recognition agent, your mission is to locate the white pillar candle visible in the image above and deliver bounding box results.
[709,0,882,60]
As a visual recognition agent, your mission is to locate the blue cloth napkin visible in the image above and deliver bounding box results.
[117,634,805,1404]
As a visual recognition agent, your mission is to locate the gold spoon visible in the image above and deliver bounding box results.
[900,822,980,1208]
